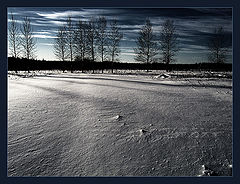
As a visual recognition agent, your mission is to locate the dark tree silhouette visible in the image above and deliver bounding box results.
[54,26,69,61]
[134,19,158,71]
[96,16,108,73]
[108,19,123,73]
[8,13,21,58]
[74,20,88,61]
[86,18,97,62]
[159,19,179,66]
[108,19,123,62]
[208,26,228,64]
[66,16,74,61]
[20,16,37,59]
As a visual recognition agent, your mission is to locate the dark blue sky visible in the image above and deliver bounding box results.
[8,8,232,63]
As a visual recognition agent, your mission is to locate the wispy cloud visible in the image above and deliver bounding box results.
[36,11,83,19]
[33,34,57,39]
[39,43,55,46]
[33,31,52,35]
[121,52,137,56]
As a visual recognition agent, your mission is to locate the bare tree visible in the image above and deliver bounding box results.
[74,20,88,61]
[66,16,74,61]
[108,19,123,63]
[208,26,228,63]
[134,19,158,71]
[8,13,21,58]
[86,18,97,62]
[54,26,69,61]
[20,16,37,59]
[96,16,108,73]
[159,19,179,66]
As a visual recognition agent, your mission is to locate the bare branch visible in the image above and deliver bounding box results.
[134,19,159,65]
[208,26,228,64]
[54,26,69,61]
[107,19,123,62]
[74,20,88,61]
[20,16,37,59]
[86,18,97,62]
[159,19,179,64]
[96,16,108,63]
[66,16,74,61]
[8,12,21,58]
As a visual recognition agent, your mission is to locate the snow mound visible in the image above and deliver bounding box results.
[109,115,123,121]
[155,74,171,79]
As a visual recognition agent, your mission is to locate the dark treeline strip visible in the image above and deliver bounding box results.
[8,57,232,72]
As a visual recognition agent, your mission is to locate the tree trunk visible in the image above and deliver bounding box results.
[112,53,114,74]
[112,62,114,74]
[102,46,104,74]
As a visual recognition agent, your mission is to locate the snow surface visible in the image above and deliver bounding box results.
[8,71,232,176]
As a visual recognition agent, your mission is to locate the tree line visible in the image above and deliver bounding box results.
[53,17,123,69]
[8,13,230,69]
[53,17,181,67]
[8,57,232,73]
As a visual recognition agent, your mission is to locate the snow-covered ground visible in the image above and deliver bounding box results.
[8,71,232,176]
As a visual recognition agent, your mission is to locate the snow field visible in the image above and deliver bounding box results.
[8,72,232,176]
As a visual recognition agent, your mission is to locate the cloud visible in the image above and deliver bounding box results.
[36,11,83,19]
[121,52,137,56]
[33,31,52,35]
[39,43,54,46]
[33,34,57,39]
[180,48,209,54]
[48,20,65,26]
